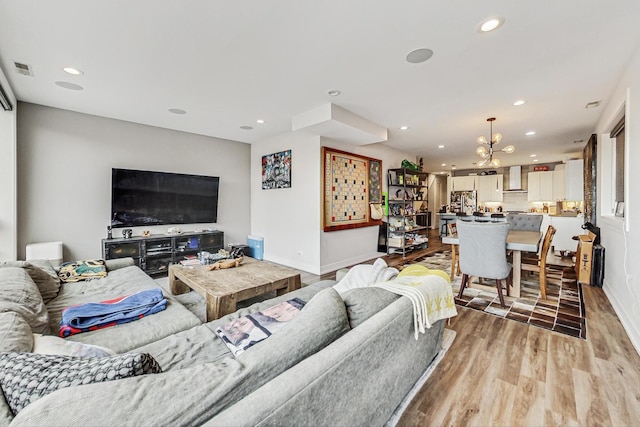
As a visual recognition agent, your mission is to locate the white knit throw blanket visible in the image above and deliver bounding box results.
[374,275,457,340]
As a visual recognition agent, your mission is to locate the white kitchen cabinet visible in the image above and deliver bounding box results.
[550,216,585,253]
[450,175,478,192]
[528,171,554,201]
[477,174,503,202]
[552,169,565,201]
[565,159,584,201]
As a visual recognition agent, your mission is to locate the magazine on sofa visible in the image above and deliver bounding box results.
[215,298,306,356]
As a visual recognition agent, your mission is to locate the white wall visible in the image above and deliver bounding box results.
[250,133,418,275]
[250,131,322,274]
[319,138,418,274]
[594,44,640,355]
[0,68,17,261]
[17,103,251,261]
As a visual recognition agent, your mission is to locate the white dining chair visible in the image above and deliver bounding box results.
[456,221,511,307]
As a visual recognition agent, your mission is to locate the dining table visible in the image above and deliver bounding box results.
[442,229,543,298]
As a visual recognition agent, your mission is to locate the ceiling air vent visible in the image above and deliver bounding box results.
[14,62,33,76]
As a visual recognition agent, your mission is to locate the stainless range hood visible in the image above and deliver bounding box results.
[503,165,527,192]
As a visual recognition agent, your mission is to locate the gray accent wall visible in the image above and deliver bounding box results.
[17,103,250,261]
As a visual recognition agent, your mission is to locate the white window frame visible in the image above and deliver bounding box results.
[600,89,630,232]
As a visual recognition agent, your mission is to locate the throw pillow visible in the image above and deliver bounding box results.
[0,261,61,304]
[0,352,162,415]
[0,267,50,334]
[0,313,33,353]
[57,259,107,283]
[32,334,115,358]
[341,287,400,328]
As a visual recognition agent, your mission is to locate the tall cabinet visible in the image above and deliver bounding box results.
[386,168,429,257]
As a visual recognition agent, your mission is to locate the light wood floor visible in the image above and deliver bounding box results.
[302,228,640,426]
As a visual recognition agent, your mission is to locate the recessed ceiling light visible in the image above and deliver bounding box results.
[168,108,186,114]
[585,100,601,109]
[256,119,265,124]
[400,126,409,130]
[63,67,84,75]
[530,154,537,157]
[406,48,434,64]
[533,159,539,162]
[327,89,341,97]
[54,81,83,90]
[441,163,446,167]
[478,17,505,33]
[438,145,445,148]
[240,125,254,130]
[513,100,526,106]
[452,166,457,170]
[440,171,446,174]
[526,131,536,136]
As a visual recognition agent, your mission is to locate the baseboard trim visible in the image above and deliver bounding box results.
[320,251,385,275]
[603,282,640,357]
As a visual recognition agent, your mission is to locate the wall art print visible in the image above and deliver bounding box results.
[322,147,382,232]
[262,150,292,190]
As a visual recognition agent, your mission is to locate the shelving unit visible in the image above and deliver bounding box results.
[102,230,224,275]
[386,168,429,257]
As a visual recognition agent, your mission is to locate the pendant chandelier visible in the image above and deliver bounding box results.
[476,117,515,168]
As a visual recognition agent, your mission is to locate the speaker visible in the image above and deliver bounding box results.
[591,244,605,288]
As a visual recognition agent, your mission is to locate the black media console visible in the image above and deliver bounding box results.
[102,230,224,275]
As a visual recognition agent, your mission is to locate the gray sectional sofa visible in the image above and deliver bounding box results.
[1,258,446,426]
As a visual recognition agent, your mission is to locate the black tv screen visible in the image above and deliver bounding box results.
[111,168,219,228]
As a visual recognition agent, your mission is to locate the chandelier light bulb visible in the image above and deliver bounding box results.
[491,132,502,144]
[477,135,488,145]
[502,145,515,154]
[490,158,502,168]
[476,146,489,158]
[477,159,488,167]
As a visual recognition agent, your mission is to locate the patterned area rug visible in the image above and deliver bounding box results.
[410,251,587,339]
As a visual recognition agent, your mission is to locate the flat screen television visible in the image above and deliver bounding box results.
[111,168,219,228]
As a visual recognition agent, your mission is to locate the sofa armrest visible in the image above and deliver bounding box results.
[104,258,135,271]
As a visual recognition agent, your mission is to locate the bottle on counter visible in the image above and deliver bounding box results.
[543,203,549,213]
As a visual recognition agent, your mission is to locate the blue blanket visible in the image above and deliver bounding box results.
[59,288,167,337]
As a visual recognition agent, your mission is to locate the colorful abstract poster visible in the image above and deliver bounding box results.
[262,150,292,189]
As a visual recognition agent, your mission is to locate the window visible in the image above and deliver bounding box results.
[610,116,625,216]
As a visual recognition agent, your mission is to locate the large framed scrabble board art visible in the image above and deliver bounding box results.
[322,147,383,232]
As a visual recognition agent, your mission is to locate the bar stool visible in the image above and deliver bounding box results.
[440,216,453,237]
[490,213,505,222]
[473,212,490,223]
[456,212,472,222]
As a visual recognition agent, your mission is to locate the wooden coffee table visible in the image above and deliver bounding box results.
[168,257,301,321]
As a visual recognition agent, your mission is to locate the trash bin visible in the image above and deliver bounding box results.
[248,235,264,260]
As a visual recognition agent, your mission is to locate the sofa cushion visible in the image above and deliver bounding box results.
[341,287,400,328]
[32,334,115,358]
[134,279,336,371]
[0,313,33,353]
[240,287,350,366]
[0,261,60,304]
[10,286,350,426]
[46,266,201,353]
[0,351,162,415]
[0,268,50,334]
[57,259,108,283]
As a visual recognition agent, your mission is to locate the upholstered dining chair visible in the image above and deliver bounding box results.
[456,221,511,307]
[506,213,543,231]
[521,225,557,299]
